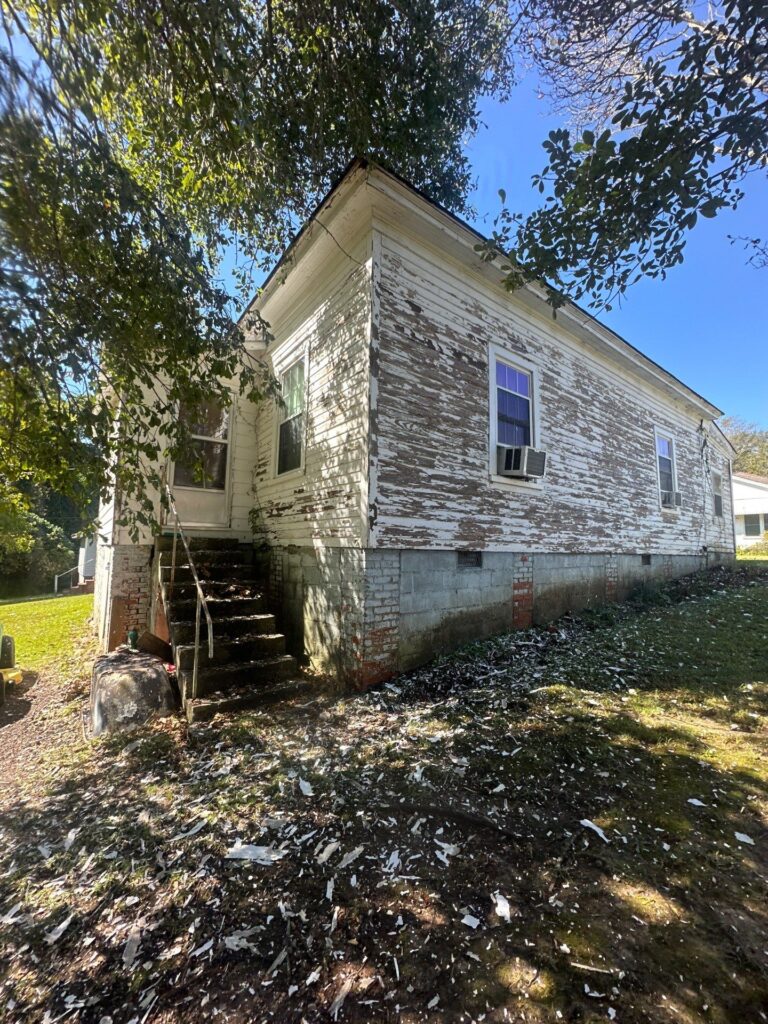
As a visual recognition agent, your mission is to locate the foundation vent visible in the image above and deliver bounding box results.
[457,551,483,569]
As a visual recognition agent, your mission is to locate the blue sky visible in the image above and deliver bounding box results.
[465,87,768,427]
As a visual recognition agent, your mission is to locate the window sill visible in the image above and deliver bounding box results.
[489,473,544,491]
[172,484,227,493]
[274,466,306,483]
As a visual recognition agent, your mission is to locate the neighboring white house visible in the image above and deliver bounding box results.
[733,473,768,547]
[93,160,736,698]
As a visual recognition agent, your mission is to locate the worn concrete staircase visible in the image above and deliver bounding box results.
[157,536,305,722]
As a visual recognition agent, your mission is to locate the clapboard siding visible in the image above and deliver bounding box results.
[371,229,733,554]
[251,259,371,548]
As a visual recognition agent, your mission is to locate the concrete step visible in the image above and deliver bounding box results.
[179,653,297,699]
[161,563,259,584]
[175,633,286,670]
[170,613,277,643]
[168,595,266,620]
[156,535,242,552]
[159,549,252,569]
[163,579,263,602]
[185,678,314,723]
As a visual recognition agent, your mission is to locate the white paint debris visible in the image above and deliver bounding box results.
[338,845,364,869]
[306,968,321,986]
[224,842,287,864]
[44,914,74,945]
[326,878,334,901]
[330,979,353,1020]
[435,839,460,857]
[1,902,23,925]
[123,929,141,967]
[734,832,755,845]
[316,840,340,865]
[461,914,481,929]
[224,928,259,952]
[191,938,214,958]
[491,892,511,923]
[581,819,610,844]
[170,820,206,842]
[427,995,440,1008]
[687,798,706,807]
[299,778,314,797]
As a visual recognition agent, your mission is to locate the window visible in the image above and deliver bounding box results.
[744,514,762,537]
[495,359,532,449]
[277,359,305,475]
[712,472,723,517]
[174,399,230,490]
[641,554,652,566]
[655,433,677,508]
[457,551,482,569]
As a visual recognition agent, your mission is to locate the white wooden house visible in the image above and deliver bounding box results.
[94,160,736,710]
[733,473,768,547]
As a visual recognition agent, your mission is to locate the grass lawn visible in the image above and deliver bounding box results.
[0,593,94,674]
[0,566,766,1023]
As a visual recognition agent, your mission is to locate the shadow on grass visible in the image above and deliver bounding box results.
[0,566,766,1022]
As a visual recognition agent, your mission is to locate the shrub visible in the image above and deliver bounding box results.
[0,507,75,598]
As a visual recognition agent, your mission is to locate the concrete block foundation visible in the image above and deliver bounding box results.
[267,546,735,688]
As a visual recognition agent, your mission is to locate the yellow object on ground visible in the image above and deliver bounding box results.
[0,667,22,686]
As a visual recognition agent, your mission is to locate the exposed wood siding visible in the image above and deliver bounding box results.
[251,259,372,548]
[371,230,733,554]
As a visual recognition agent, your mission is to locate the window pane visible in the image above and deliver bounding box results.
[496,361,507,388]
[278,414,303,474]
[498,388,531,446]
[658,454,674,494]
[179,400,229,440]
[656,436,671,458]
[515,371,529,397]
[174,440,228,490]
[281,361,305,421]
[744,514,762,537]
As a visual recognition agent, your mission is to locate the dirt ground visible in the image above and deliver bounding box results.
[0,565,767,1024]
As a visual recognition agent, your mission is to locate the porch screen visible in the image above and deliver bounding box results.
[174,400,230,490]
[277,360,305,475]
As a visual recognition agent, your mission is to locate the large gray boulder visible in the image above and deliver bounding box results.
[91,649,178,736]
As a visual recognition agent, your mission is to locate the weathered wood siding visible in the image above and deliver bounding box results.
[251,256,372,548]
[370,229,733,554]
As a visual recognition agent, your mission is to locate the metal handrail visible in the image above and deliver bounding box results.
[161,481,214,702]
[54,565,79,594]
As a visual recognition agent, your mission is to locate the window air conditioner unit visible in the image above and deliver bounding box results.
[661,490,683,508]
[497,445,547,479]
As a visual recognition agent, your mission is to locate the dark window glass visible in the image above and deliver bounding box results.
[457,551,482,569]
[174,399,230,490]
[656,435,675,498]
[278,414,303,475]
[179,400,229,440]
[744,514,762,537]
[496,361,532,448]
[174,440,228,490]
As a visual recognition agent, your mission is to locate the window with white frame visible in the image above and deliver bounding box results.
[174,399,230,490]
[655,433,677,508]
[277,359,305,475]
[712,471,723,517]
[495,358,533,450]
